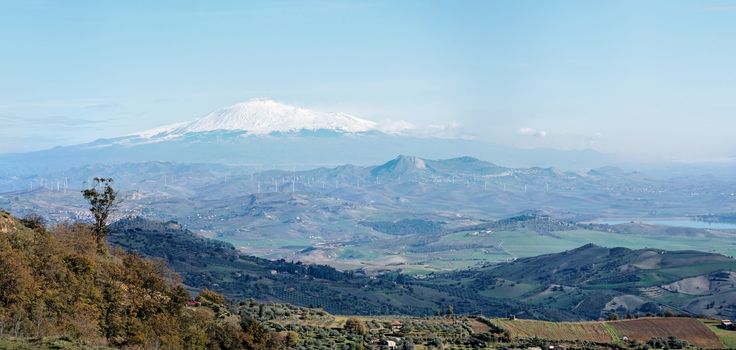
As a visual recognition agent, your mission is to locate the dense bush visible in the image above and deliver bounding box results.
[344,318,368,335]
[646,336,688,349]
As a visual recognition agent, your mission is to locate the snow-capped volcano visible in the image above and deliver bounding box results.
[0,98,611,175]
[137,99,379,138]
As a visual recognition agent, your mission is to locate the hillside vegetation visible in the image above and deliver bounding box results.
[0,211,281,349]
[107,217,551,319]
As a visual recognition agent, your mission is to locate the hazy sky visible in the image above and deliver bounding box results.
[1,1,734,161]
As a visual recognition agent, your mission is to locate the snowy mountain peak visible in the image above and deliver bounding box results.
[136,99,378,138]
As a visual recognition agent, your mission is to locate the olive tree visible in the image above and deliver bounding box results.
[81,177,118,248]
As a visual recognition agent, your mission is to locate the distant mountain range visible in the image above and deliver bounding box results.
[3,155,736,259]
[0,99,614,174]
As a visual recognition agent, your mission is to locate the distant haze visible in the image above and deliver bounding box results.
[1,1,734,163]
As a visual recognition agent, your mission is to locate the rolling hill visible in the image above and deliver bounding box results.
[108,217,736,321]
[433,244,736,320]
[3,210,735,348]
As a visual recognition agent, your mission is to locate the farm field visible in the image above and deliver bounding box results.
[443,228,736,264]
[702,319,736,349]
[289,224,736,273]
[608,318,724,349]
[241,301,730,349]
[492,317,726,349]
[491,318,615,344]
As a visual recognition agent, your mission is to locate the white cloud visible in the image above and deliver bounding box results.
[517,127,547,137]
[375,119,471,139]
[422,122,469,139]
[376,119,416,134]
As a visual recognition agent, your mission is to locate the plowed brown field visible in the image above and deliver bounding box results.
[609,318,723,349]
[494,317,724,349]
[493,319,614,343]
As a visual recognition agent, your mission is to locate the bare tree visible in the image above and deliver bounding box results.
[82,177,118,248]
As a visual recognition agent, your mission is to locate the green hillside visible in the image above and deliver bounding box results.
[430,244,736,320]
[109,217,736,321]
[108,217,536,318]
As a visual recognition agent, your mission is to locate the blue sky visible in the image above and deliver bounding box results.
[1,0,734,161]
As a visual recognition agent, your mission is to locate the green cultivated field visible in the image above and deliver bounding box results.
[320,225,736,273]
[703,319,736,348]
